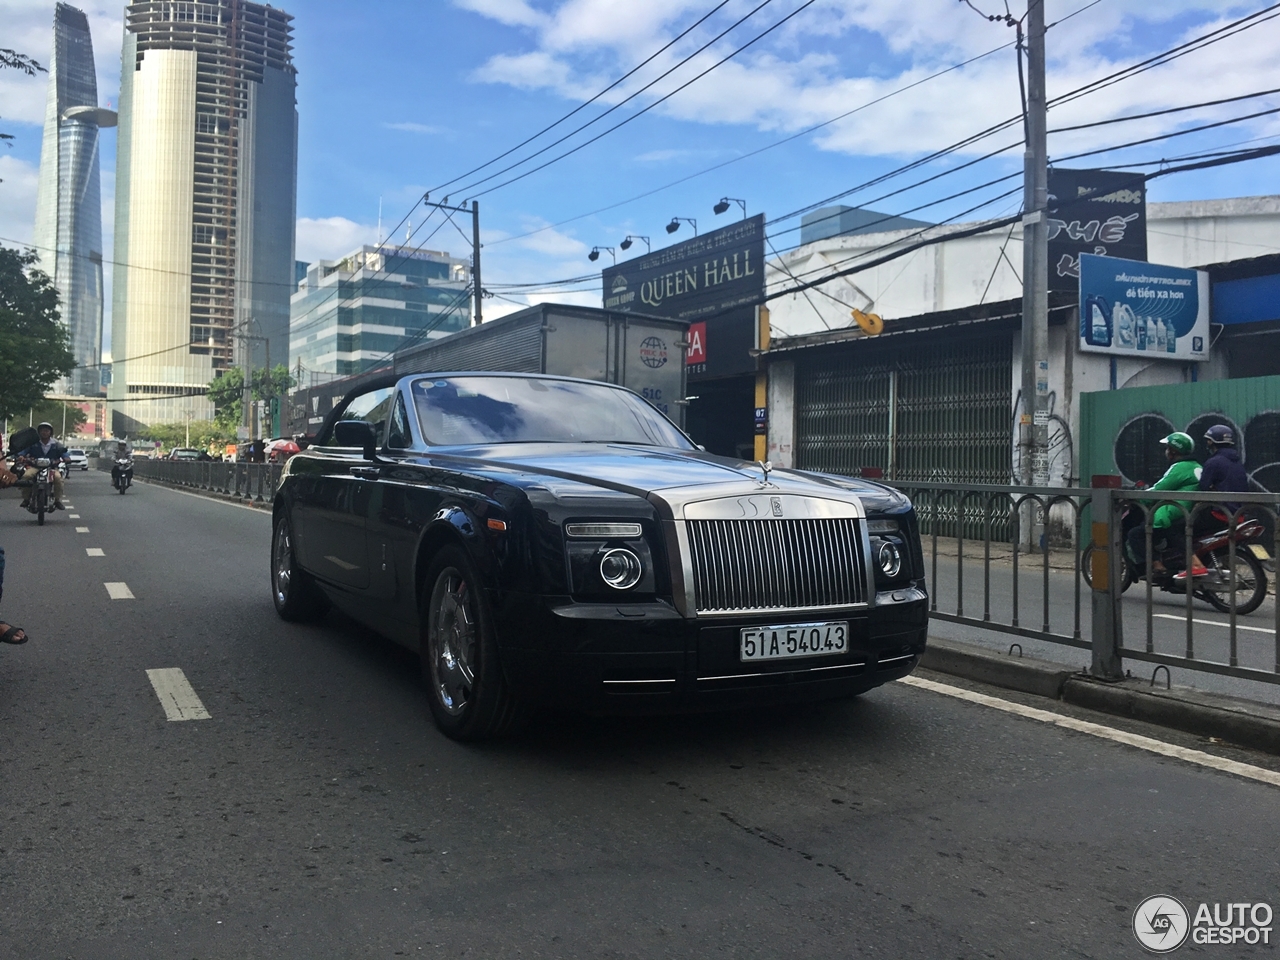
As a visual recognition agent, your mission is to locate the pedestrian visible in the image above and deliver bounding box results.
[0,448,29,645]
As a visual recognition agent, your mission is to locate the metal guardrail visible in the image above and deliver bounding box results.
[96,456,284,503]
[888,479,1280,688]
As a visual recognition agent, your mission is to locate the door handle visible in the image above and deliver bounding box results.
[350,466,380,480]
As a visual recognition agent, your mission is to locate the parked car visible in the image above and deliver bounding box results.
[271,373,927,741]
[168,447,207,461]
[66,448,89,470]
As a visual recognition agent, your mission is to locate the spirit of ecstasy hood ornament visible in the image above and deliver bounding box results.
[755,459,775,487]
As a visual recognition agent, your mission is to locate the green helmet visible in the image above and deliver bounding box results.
[1160,431,1194,455]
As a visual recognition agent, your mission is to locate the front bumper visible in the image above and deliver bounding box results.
[493,586,928,713]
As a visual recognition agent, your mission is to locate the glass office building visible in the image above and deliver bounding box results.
[290,245,471,382]
[32,3,115,399]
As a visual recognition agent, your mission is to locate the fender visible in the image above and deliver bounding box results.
[414,503,498,595]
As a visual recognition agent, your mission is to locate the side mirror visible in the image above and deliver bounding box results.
[332,419,378,461]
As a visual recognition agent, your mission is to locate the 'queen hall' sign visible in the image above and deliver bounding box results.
[602,214,765,378]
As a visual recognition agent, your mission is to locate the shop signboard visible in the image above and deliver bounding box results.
[1047,168,1147,292]
[602,215,764,379]
[1079,253,1209,360]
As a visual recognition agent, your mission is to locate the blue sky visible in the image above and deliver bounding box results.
[3,0,1280,347]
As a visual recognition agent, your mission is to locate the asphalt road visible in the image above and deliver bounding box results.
[2,475,1279,958]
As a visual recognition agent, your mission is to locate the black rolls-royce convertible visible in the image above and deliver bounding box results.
[271,373,927,740]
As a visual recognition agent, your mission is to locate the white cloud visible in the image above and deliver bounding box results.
[384,122,447,135]
[0,156,38,246]
[295,216,379,263]
[457,0,1280,160]
[454,0,548,29]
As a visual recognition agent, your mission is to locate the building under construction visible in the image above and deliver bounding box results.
[110,0,298,432]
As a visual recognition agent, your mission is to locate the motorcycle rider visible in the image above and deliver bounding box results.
[1174,424,1253,580]
[15,422,68,511]
[110,438,134,488]
[1126,432,1202,575]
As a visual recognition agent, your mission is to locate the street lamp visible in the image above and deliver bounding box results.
[588,246,616,264]
[666,217,697,236]
[619,235,650,253]
[714,197,747,218]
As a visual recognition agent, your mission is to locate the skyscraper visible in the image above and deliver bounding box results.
[32,3,115,399]
[110,0,298,431]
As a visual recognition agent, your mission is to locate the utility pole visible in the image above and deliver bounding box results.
[240,322,253,444]
[472,200,483,325]
[1019,0,1049,535]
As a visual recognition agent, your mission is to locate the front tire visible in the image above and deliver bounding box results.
[271,514,328,621]
[420,545,523,742]
[1198,549,1268,615]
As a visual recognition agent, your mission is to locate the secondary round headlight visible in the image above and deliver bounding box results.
[876,540,902,578]
[599,547,643,590]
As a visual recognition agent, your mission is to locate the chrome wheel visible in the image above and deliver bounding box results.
[273,524,293,606]
[429,569,477,717]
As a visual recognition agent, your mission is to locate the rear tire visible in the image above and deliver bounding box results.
[1080,544,1133,592]
[1198,549,1268,615]
[271,513,328,621]
[420,545,524,742]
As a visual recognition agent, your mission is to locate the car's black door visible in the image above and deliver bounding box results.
[363,391,442,639]
[292,386,396,591]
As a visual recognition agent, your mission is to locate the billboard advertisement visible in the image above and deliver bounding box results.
[602,215,764,379]
[1079,253,1209,361]
[1047,168,1146,292]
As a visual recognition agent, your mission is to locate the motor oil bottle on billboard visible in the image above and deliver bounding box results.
[1085,295,1112,347]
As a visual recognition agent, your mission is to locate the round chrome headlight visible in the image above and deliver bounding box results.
[876,540,902,579]
[599,547,643,590]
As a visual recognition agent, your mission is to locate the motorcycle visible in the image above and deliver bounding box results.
[22,458,56,525]
[1083,501,1271,615]
[112,456,134,494]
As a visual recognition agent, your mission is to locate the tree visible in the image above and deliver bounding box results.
[9,399,88,437]
[0,248,74,422]
[134,420,235,451]
[207,363,296,432]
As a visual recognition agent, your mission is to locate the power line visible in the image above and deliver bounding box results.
[460,0,820,201]
[429,0,745,196]
[481,0,1113,251]
[765,143,1280,302]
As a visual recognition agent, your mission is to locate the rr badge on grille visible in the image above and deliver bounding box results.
[770,496,783,517]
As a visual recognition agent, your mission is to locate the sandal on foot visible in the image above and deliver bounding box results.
[0,623,28,644]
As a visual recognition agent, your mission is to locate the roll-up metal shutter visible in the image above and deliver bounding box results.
[795,330,1012,484]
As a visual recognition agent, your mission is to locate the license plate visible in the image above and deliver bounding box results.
[740,621,848,662]
[1248,544,1270,561]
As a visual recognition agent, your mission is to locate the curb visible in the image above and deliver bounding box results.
[920,638,1076,700]
[921,636,1280,756]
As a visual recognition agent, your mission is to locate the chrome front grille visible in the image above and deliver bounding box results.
[686,518,867,615]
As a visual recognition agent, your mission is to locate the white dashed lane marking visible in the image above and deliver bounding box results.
[75,526,88,533]
[68,514,80,519]
[104,582,134,600]
[900,676,1280,789]
[145,668,211,721]
[86,548,104,557]
[1152,612,1274,635]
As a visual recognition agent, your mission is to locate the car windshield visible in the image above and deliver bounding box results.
[411,376,692,448]
[69,449,84,456]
